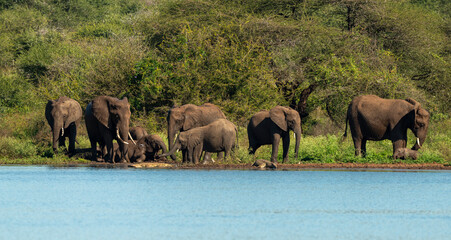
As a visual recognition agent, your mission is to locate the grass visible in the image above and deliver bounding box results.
[0,108,449,166]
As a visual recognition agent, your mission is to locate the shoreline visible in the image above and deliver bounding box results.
[3,162,449,170]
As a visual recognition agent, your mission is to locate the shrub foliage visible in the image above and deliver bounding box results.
[0,0,449,162]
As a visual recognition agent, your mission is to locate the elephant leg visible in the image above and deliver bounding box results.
[217,152,224,161]
[105,141,114,163]
[193,144,202,164]
[361,139,367,157]
[203,152,212,163]
[282,134,290,163]
[187,148,194,164]
[353,137,362,156]
[271,133,281,163]
[68,125,77,156]
[181,149,188,163]
[224,149,230,162]
[392,139,407,156]
[90,140,98,161]
[249,143,261,155]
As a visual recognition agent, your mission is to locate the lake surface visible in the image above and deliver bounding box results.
[0,166,450,239]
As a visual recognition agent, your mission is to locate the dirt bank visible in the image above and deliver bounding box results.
[61,161,451,170]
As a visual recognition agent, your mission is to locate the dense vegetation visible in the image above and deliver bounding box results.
[0,0,449,164]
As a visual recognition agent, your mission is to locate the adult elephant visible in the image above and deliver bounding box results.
[167,103,226,160]
[247,106,302,163]
[343,95,430,157]
[45,96,82,155]
[160,119,237,164]
[85,96,132,163]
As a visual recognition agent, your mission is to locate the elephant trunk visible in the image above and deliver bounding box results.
[52,121,63,151]
[116,130,129,145]
[159,140,179,158]
[158,139,168,154]
[167,121,178,160]
[116,123,130,162]
[294,126,302,160]
[412,134,426,150]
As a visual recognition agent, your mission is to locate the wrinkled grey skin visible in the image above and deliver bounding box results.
[112,141,146,163]
[136,134,168,161]
[344,95,429,158]
[85,96,131,163]
[160,119,237,164]
[129,126,148,141]
[248,106,302,163]
[45,96,82,155]
[167,103,226,161]
[393,148,418,160]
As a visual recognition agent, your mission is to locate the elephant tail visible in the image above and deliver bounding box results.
[234,126,239,150]
[342,106,350,141]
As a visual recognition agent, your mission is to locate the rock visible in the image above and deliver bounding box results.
[252,159,277,169]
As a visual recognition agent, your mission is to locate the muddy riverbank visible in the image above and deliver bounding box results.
[46,161,451,170]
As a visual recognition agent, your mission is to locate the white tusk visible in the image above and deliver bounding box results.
[61,127,64,136]
[416,138,421,148]
[116,130,129,145]
[293,132,296,139]
[128,132,136,145]
[176,149,179,153]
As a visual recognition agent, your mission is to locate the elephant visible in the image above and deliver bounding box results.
[393,148,418,160]
[85,96,133,163]
[45,96,82,155]
[167,103,226,161]
[136,134,168,161]
[160,119,237,164]
[247,106,302,163]
[252,159,277,169]
[112,141,146,163]
[343,95,430,158]
[129,126,148,141]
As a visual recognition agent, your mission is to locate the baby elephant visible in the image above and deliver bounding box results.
[129,126,149,141]
[252,159,277,169]
[112,140,146,163]
[393,148,418,160]
[136,134,168,161]
[159,119,237,164]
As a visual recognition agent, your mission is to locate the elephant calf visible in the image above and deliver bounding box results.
[136,134,168,161]
[112,141,146,163]
[393,148,419,160]
[159,119,237,164]
[252,159,277,169]
[45,96,82,155]
[130,126,149,142]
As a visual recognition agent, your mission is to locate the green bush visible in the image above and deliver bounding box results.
[0,136,37,158]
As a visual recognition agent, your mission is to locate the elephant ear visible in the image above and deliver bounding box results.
[405,98,423,128]
[405,98,420,112]
[182,108,200,130]
[269,106,288,131]
[92,96,110,128]
[45,100,55,126]
[64,99,81,128]
[187,131,202,149]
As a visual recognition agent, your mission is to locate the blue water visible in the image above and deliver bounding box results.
[0,167,450,239]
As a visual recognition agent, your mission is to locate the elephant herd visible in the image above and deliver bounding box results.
[45,94,430,164]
